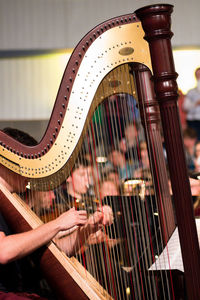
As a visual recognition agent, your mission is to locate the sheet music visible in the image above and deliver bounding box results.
[149,218,200,272]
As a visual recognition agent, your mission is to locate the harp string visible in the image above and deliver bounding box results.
[121,76,147,298]
[71,117,115,296]
[90,71,128,298]
[90,81,120,298]
[107,71,133,297]
[138,75,168,299]
[118,67,152,298]
[106,71,134,298]
[120,68,157,298]
[111,67,145,296]
[84,128,110,291]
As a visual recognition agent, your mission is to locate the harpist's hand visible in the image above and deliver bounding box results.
[98,205,114,226]
[55,207,87,231]
[86,230,119,248]
[87,205,114,233]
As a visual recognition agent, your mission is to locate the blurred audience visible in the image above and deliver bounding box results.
[134,141,150,178]
[100,179,119,200]
[194,141,200,172]
[22,190,57,223]
[101,167,120,188]
[178,89,187,130]
[183,67,200,140]
[65,163,91,202]
[119,123,143,162]
[182,127,197,172]
[108,149,137,180]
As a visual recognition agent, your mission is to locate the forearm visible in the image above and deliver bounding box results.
[0,219,61,264]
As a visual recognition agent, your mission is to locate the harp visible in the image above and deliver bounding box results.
[0,3,200,300]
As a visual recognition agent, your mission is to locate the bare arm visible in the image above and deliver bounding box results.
[0,208,87,264]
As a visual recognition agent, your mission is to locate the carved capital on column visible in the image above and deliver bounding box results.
[136,4,179,105]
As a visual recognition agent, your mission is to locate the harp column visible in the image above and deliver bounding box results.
[133,63,175,243]
[136,4,200,300]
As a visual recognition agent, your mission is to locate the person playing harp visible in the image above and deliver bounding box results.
[0,128,114,299]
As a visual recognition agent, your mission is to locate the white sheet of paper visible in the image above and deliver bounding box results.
[149,218,200,272]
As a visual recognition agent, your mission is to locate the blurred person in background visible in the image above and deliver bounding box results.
[182,127,197,172]
[183,67,200,140]
[178,89,187,130]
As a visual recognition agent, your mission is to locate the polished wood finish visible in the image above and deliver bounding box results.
[133,63,175,242]
[136,4,200,299]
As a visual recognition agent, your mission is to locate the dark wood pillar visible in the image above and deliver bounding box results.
[133,63,175,243]
[136,4,200,299]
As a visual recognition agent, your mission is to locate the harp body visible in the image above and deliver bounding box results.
[0,4,200,300]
